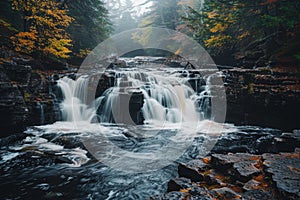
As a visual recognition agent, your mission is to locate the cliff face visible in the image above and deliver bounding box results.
[0,57,299,137]
[224,67,300,130]
[0,61,62,137]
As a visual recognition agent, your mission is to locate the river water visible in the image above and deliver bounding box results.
[0,63,261,199]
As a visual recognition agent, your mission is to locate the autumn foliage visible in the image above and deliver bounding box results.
[10,0,73,59]
[183,0,300,60]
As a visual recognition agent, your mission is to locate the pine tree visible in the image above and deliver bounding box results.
[66,0,111,58]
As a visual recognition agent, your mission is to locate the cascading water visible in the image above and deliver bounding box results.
[58,76,100,122]
[1,59,239,200]
[36,102,45,124]
[57,66,210,125]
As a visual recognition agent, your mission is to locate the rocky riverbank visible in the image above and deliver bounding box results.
[0,57,299,137]
[0,59,67,137]
[224,67,300,131]
[0,121,299,199]
[152,128,300,200]
[0,56,299,199]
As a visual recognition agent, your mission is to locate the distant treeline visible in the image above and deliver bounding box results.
[136,0,300,65]
[0,0,111,64]
[0,0,299,66]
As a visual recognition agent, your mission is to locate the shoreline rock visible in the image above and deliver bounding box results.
[154,128,300,200]
[155,149,299,200]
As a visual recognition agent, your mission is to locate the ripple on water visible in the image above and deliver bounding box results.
[0,120,239,199]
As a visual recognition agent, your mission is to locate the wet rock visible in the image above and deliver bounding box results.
[178,161,206,182]
[2,62,31,84]
[211,153,262,182]
[164,177,216,200]
[0,133,27,147]
[0,69,28,136]
[274,131,300,152]
[211,126,298,154]
[243,179,262,191]
[167,177,193,192]
[2,152,56,170]
[42,59,69,70]
[129,91,145,125]
[263,149,300,199]
[108,58,127,68]
[212,187,241,199]
[0,61,64,136]
[166,176,223,199]
[224,68,300,131]
[242,190,273,200]
[94,72,115,98]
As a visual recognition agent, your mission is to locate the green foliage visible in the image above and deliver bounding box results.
[0,19,17,32]
[139,0,181,30]
[183,0,300,61]
[294,53,300,61]
[0,0,111,63]
[66,0,112,53]
[261,1,299,30]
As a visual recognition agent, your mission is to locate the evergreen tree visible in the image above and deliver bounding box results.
[183,0,300,63]
[66,0,111,58]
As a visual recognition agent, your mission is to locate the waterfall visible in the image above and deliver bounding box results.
[57,67,211,125]
[37,102,45,124]
[97,69,202,125]
[58,76,100,122]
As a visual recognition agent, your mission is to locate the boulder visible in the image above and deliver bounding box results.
[263,149,300,199]
[241,190,273,200]
[178,159,211,183]
[224,68,300,131]
[211,153,262,182]
[0,69,28,136]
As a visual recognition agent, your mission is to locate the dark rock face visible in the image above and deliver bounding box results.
[212,187,241,199]
[224,68,300,131]
[242,190,273,200]
[0,66,29,136]
[0,62,62,137]
[167,177,193,192]
[211,153,261,182]
[177,165,203,183]
[263,150,300,199]
[166,177,216,200]
[212,126,300,154]
[94,72,115,99]
[156,128,300,200]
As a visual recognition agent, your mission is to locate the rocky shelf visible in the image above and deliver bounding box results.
[0,57,299,136]
[152,130,300,200]
[224,67,300,131]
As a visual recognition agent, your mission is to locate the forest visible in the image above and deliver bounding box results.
[0,0,299,67]
[0,1,299,200]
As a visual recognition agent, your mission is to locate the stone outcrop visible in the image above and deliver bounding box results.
[263,150,300,198]
[155,127,300,200]
[0,68,28,135]
[0,61,62,137]
[223,67,300,131]
[156,150,300,200]
[211,127,300,154]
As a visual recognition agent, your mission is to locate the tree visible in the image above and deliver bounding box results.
[183,0,300,64]
[10,0,73,59]
[103,0,138,34]
[138,0,181,30]
[66,0,111,58]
